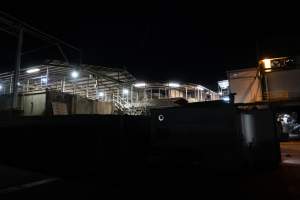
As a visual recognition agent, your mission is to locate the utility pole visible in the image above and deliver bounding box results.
[12,27,23,109]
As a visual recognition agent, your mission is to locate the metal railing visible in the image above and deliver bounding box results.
[112,93,147,115]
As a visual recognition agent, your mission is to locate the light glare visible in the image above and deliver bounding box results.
[197,85,204,91]
[263,59,271,70]
[122,89,129,95]
[41,77,47,83]
[134,82,146,88]
[71,70,79,78]
[98,92,104,97]
[168,82,180,88]
[26,68,40,74]
[222,96,230,102]
[218,80,229,89]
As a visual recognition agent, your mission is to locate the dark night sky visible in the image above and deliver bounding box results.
[1,2,300,89]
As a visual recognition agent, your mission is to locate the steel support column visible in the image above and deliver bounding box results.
[12,28,23,109]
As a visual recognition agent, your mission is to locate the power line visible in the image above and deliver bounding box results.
[0,10,83,109]
[0,10,82,65]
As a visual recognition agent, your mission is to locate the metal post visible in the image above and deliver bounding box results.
[185,87,188,100]
[62,77,65,92]
[9,74,13,94]
[26,80,29,92]
[117,88,120,103]
[86,75,90,98]
[165,88,167,98]
[12,28,23,109]
[73,82,75,95]
[130,85,133,103]
[158,88,161,99]
[46,66,49,88]
[200,90,203,101]
[60,80,63,92]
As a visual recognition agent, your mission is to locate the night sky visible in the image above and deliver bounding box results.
[1,3,300,89]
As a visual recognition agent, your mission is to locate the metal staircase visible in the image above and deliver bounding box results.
[112,93,147,115]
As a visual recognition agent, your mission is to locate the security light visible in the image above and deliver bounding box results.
[122,88,129,95]
[263,59,271,71]
[41,77,47,83]
[26,68,40,74]
[134,82,146,88]
[218,80,229,89]
[71,70,79,78]
[98,92,104,97]
[168,82,180,88]
[197,85,204,91]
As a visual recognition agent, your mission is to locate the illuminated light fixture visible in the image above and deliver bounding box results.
[197,85,204,91]
[218,80,229,89]
[134,82,146,88]
[222,96,230,102]
[26,68,40,74]
[262,59,271,71]
[41,77,48,83]
[98,92,104,97]
[0,84,2,90]
[17,82,21,86]
[122,88,129,95]
[71,70,79,78]
[218,92,223,95]
[168,82,180,88]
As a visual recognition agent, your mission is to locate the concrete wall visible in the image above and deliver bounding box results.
[93,101,114,114]
[150,103,242,169]
[72,95,94,114]
[0,91,114,116]
[150,102,280,169]
[228,68,262,103]
[0,93,46,116]
[240,110,281,168]
[71,95,114,115]
[46,90,73,115]
[22,93,46,116]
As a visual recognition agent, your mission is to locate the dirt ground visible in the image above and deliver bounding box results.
[3,141,300,199]
[237,141,300,200]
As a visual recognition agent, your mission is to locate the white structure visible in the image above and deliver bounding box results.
[227,57,300,104]
[227,67,263,104]
[0,60,219,115]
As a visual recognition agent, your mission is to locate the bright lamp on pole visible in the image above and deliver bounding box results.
[134,82,146,88]
[26,68,40,74]
[71,70,79,78]
[168,82,180,88]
